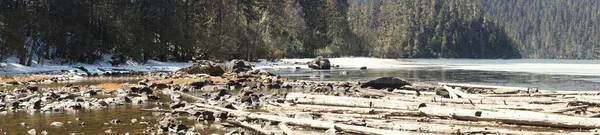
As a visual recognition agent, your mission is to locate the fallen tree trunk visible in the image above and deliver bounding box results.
[439,83,529,91]
[194,103,412,135]
[419,106,600,129]
[290,104,420,115]
[278,123,295,135]
[485,93,580,97]
[286,93,422,110]
[542,105,588,113]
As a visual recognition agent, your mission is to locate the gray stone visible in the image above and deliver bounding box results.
[50,122,64,127]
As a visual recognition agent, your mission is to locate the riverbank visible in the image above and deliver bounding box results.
[2,67,600,134]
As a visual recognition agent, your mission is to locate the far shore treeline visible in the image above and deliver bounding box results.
[0,0,598,66]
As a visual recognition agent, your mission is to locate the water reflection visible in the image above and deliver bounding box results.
[264,68,600,91]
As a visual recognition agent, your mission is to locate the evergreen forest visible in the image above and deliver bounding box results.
[1,0,598,65]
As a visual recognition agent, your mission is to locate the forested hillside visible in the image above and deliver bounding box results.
[0,0,597,66]
[348,0,520,58]
[479,0,600,59]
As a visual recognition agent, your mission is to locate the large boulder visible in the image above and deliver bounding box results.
[307,56,331,70]
[360,77,411,89]
[176,60,225,76]
[228,60,253,73]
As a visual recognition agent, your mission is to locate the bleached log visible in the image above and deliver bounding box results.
[389,89,436,96]
[486,93,579,97]
[227,120,274,135]
[280,104,420,115]
[194,103,412,135]
[586,113,600,118]
[316,113,386,119]
[419,106,600,129]
[443,86,459,99]
[443,85,475,98]
[278,123,295,135]
[542,105,588,113]
[286,93,422,110]
[439,83,529,91]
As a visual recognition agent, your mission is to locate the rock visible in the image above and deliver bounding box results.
[157,116,188,133]
[105,130,112,133]
[360,77,411,89]
[131,118,138,123]
[98,100,109,107]
[360,66,367,70]
[177,61,225,76]
[170,101,186,109]
[189,80,211,89]
[130,85,153,94]
[27,85,39,92]
[307,56,332,70]
[85,89,98,96]
[229,60,253,73]
[50,122,64,127]
[27,129,35,135]
[151,83,170,90]
[148,94,161,100]
[74,66,91,76]
[435,87,449,98]
[109,119,121,124]
[20,122,27,126]
[41,130,48,135]
[28,98,41,110]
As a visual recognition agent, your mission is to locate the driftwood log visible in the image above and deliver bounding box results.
[419,106,600,129]
[193,103,412,135]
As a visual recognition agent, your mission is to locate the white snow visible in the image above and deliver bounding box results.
[0,56,192,76]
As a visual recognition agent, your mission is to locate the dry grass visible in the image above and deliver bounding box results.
[0,75,67,83]
[95,83,130,91]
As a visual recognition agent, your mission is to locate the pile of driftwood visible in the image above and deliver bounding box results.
[146,76,600,135]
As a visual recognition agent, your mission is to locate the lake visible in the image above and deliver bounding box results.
[258,58,600,91]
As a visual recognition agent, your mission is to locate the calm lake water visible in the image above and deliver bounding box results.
[259,58,600,91]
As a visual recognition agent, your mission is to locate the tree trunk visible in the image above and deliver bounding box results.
[419,106,600,129]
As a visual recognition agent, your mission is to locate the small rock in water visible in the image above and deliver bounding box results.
[78,122,86,126]
[123,132,131,135]
[360,66,367,70]
[131,118,138,123]
[75,117,81,121]
[340,71,348,75]
[360,77,411,89]
[20,122,27,126]
[27,129,35,135]
[109,119,121,124]
[50,122,64,127]
[41,130,48,135]
[104,130,112,133]
[140,116,145,120]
